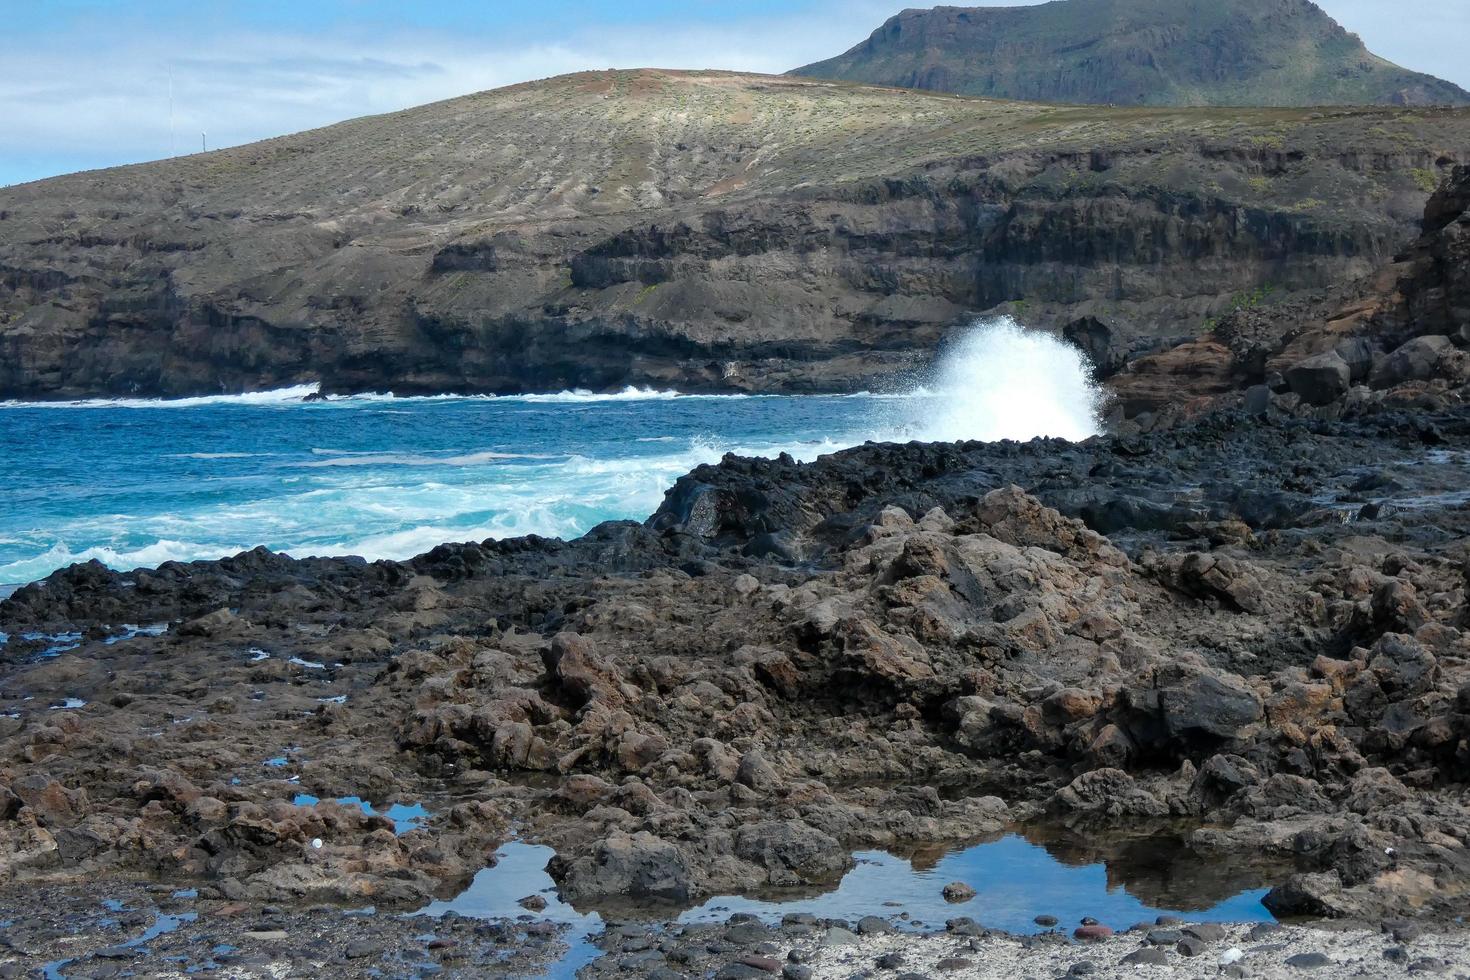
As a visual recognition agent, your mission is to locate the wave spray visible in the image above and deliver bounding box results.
[887,317,1103,444]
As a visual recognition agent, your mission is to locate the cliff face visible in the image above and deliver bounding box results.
[2,70,1468,399]
[792,0,1470,108]
[1108,165,1470,423]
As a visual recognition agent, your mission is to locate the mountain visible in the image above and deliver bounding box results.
[2,69,1468,399]
[792,0,1470,108]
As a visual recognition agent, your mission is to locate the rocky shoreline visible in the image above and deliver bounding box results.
[2,164,1469,980]
[3,397,1470,974]
[6,878,1466,978]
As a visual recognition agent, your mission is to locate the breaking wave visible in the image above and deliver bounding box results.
[1,317,1104,585]
[882,317,1103,443]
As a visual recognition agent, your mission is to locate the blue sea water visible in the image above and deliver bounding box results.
[0,320,1105,589]
[0,387,887,588]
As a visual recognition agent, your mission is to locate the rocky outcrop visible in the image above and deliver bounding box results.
[0,70,1466,399]
[4,405,1470,920]
[1109,165,1470,426]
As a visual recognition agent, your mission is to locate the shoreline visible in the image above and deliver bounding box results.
[2,406,1470,977]
[0,879,1460,979]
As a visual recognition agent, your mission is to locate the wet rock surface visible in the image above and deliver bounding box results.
[3,405,1470,969]
[0,882,571,978]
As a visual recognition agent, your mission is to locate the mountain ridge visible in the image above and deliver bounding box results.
[792,0,1470,108]
[2,68,1469,400]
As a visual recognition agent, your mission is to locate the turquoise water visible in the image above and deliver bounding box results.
[0,387,889,587]
[0,321,1107,588]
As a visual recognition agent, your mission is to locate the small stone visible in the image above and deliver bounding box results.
[1285,952,1332,969]
[716,966,770,980]
[518,895,547,912]
[344,941,382,960]
[782,967,812,980]
[875,951,905,969]
[1178,937,1206,957]
[93,947,136,960]
[1409,959,1449,974]
[1154,915,1182,926]
[1068,964,1096,976]
[942,882,976,903]
[1034,915,1059,928]
[1122,948,1168,966]
[737,955,782,974]
[822,927,859,946]
[1246,923,1282,941]
[936,960,973,973]
[1145,929,1183,945]
[1183,923,1226,943]
[857,916,895,935]
[1073,924,1113,942]
[242,930,289,941]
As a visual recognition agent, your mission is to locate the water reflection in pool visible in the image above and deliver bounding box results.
[421,829,1275,978]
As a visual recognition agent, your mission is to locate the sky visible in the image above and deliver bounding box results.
[3,0,1468,187]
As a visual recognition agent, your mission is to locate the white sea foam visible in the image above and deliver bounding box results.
[1,383,765,410]
[880,317,1103,444]
[0,385,323,409]
[0,539,241,585]
[296,450,560,468]
[2,317,1102,585]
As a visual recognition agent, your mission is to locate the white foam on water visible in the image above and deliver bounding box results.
[1,318,1103,584]
[0,385,322,409]
[0,539,231,586]
[879,317,1103,444]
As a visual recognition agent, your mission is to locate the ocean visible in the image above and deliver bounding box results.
[0,319,1102,589]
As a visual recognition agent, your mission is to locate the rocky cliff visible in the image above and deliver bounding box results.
[2,70,1468,399]
[1108,165,1470,425]
[793,0,1470,108]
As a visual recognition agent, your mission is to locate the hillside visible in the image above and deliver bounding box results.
[2,69,1469,398]
[792,0,1470,108]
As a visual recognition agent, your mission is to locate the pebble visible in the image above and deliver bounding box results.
[941,882,977,903]
[1034,915,1059,928]
[1178,936,1206,957]
[936,958,974,972]
[1145,928,1183,946]
[782,967,812,980]
[1122,948,1169,966]
[1073,925,1114,942]
[93,946,136,960]
[822,927,860,947]
[857,916,896,935]
[345,939,381,960]
[1285,951,1332,969]
[738,955,782,973]
[1183,923,1226,943]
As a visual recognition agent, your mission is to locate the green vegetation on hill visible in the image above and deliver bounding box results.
[792,0,1470,108]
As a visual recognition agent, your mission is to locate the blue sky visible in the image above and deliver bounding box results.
[4,0,1468,187]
